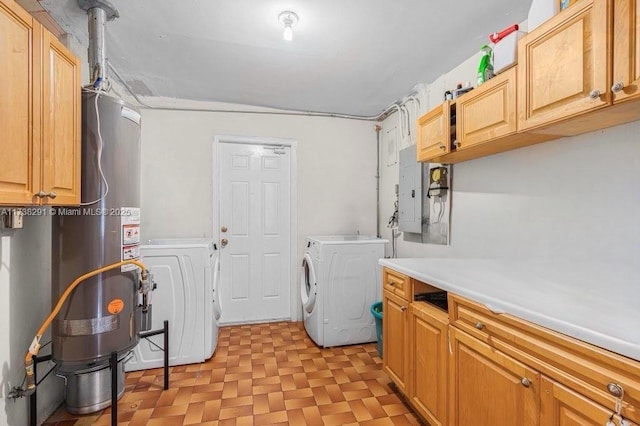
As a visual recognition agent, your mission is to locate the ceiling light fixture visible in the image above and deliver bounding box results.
[278,11,298,41]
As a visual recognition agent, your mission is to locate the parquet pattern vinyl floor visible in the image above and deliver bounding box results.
[44,321,422,425]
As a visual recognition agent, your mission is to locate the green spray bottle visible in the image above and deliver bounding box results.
[477,45,494,86]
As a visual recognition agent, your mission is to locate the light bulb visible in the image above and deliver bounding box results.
[278,11,298,41]
[283,23,293,41]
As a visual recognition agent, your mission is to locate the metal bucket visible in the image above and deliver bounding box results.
[58,357,126,415]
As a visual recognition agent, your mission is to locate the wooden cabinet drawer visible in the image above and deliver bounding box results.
[450,294,640,423]
[383,267,409,300]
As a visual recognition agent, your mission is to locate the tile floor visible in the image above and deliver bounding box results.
[44,321,422,425]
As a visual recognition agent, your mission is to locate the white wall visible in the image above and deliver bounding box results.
[140,108,378,317]
[379,59,640,266]
[0,217,63,426]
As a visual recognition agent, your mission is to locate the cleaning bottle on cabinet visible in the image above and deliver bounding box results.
[477,45,494,85]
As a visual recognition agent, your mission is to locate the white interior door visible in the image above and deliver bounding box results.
[218,142,291,324]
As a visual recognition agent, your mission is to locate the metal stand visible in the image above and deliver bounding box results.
[29,321,169,426]
[138,320,169,391]
[29,354,53,426]
[110,351,118,425]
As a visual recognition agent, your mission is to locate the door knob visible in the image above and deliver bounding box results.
[48,191,57,199]
[589,89,601,100]
[221,238,228,247]
[521,378,531,388]
[611,82,625,93]
[221,226,228,232]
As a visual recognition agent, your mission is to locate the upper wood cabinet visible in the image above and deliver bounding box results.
[0,0,37,205]
[517,0,612,132]
[0,0,80,206]
[416,100,453,162]
[40,28,81,205]
[414,0,640,163]
[449,66,556,163]
[612,0,640,103]
[458,66,518,148]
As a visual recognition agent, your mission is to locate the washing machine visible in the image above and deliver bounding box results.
[125,238,221,371]
[301,235,387,347]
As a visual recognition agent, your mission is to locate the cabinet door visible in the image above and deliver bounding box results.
[540,376,619,425]
[450,327,540,426]
[457,66,517,148]
[612,0,640,103]
[0,0,38,205]
[383,289,409,394]
[416,101,451,162]
[518,0,612,132]
[410,303,448,426]
[40,28,81,205]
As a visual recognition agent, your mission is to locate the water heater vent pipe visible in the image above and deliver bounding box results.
[78,0,119,87]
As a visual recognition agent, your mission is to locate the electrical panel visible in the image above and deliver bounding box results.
[398,146,428,233]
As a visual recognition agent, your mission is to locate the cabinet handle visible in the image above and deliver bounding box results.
[607,383,623,397]
[611,82,625,93]
[35,191,47,198]
[475,322,485,330]
[439,145,446,150]
[47,191,57,199]
[589,89,601,100]
[400,306,407,312]
[521,378,531,388]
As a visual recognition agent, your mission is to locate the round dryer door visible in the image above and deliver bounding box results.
[300,253,317,313]
[212,254,222,321]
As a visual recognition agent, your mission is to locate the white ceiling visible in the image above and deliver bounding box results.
[41,0,533,116]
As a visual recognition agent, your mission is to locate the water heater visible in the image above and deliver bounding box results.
[51,92,142,414]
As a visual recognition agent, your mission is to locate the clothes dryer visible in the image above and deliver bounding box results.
[301,235,387,347]
[125,238,220,371]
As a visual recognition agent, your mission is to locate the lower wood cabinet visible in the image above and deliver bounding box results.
[449,327,540,426]
[409,302,448,426]
[381,269,640,424]
[382,288,409,394]
[540,376,621,425]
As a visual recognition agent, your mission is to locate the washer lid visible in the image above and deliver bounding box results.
[306,235,389,245]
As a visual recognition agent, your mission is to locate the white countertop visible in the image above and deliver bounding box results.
[379,258,640,361]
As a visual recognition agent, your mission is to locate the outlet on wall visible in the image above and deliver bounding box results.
[2,209,24,229]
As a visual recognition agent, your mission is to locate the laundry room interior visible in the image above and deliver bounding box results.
[1,0,639,425]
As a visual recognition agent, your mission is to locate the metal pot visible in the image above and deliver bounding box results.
[58,357,126,415]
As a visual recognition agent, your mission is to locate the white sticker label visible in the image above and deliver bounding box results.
[122,244,140,260]
[121,106,141,125]
[122,224,140,245]
[121,207,141,271]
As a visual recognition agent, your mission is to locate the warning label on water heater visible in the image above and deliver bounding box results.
[120,207,141,271]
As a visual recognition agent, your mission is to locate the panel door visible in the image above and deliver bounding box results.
[518,0,611,131]
[410,303,448,426]
[539,376,624,425]
[612,0,640,103]
[458,66,517,148]
[417,101,451,162]
[450,327,540,426]
[219,142,292,324]
[0,0,37,204]
[40,28,81,205]
[383,289,409,394]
